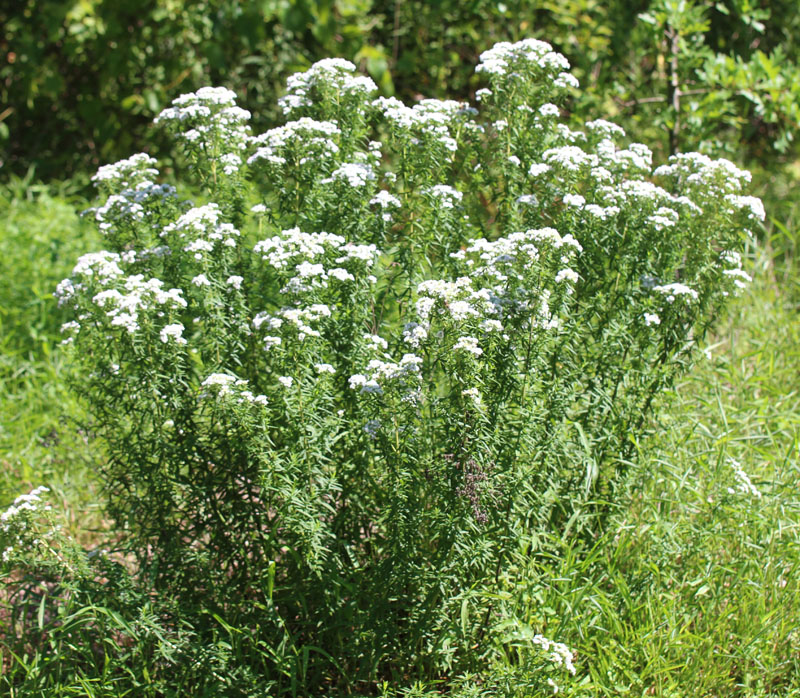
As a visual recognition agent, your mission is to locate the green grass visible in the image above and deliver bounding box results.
[499,263,800,697]
[1,180,798,696]
[0,178,105,544]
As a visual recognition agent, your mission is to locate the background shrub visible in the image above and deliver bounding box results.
[2,0,799,182]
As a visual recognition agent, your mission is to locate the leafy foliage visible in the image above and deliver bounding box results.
[2,0,799,183]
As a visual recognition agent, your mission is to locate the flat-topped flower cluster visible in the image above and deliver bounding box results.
[1,486,51,564]
[47,38,760,693]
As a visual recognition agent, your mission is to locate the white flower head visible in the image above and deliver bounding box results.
[453,336,483,356]
[160,323,187,344]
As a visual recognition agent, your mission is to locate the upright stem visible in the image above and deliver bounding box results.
[667,26,682,155]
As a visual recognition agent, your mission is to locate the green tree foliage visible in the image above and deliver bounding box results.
[2,0,799,180]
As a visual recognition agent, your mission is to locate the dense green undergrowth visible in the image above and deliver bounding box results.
[0,181,101,544]
[561,268,800,696]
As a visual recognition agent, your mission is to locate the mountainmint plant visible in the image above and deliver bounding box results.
[34,39,761,694]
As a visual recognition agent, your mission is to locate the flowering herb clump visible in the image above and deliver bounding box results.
[47,38,760,694]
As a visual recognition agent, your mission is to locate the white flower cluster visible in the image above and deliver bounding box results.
[453,335,483,356]
[543,145,598,173]
[322,161,377,188]
[533,125,750,269]
[415,277,495,323]
[539,103,560,118]
[654,153,753,196]
[55,279,78,307]
[562,193,585,209]
[400,322,426,348]
[727,458,761,498]
[253,304,332,344]
[59,320,81,344]
[254,228,346,268]
[580,203,620,221]
[92,275,187,334]
[278,58,378,116]
[160,323,186,345]
[1,486,52,563]
[161,204,240,262]
[248,118,340,168]
[201,373,268,406]
[646,206,680,231]
[91,180,177,236]
[595,139,653,173]
[370,189,402,222]
[527,163,551,178]
[585,119,626,140]
[55,250,132,310]
[554,123,587,144]
[364,333,389,352]
[652,282,699,304]
[72,250,125,281]
[415,98,478,121]
[370,190,402,209]
[719,249,752,295]
[1,486,51,533]
[724,194,766,223]
[348,353,424,398]
[531,634,577,675]
[422,184,463,210]
[155,87,251,168]
[462,227,582,283]
[91,153,159,188]
[476,38,577,90]
[425,228,582,336]
[373,96,463,153]
[254,228,379,295]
